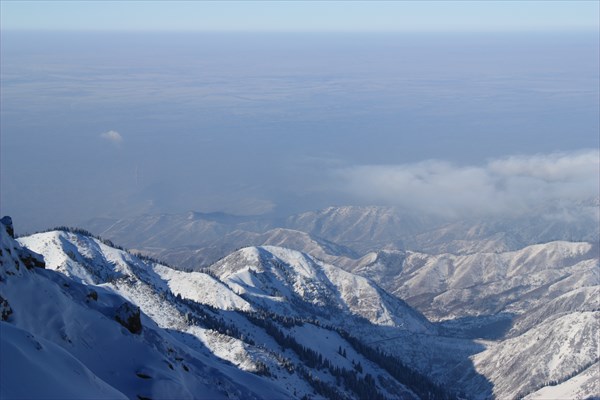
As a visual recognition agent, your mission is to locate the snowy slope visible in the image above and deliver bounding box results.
[413,201,600,255]
[350,237,600,399]
[19,231,290,378]
[206,246,498,396]
[0,322,127,400]
[508,286,600,336]
[523,361,599,400]
[470,311,599,399]
[209,245,432,332]
[13,220,598,399]
[19,230,252,312]
[153,264,253,311]
[286,203,599,255]
[148,227,360,272]
[17,227,445,399]
[2,222,291,400]
[359,241,599,321]
[285,206,438,252]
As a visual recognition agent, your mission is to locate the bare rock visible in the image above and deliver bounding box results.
[115,302,142,334]
[0,295,12,321]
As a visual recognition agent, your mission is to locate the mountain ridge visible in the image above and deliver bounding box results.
[12,222,458,399]
[82,202,599,270]
[4,216,599,399]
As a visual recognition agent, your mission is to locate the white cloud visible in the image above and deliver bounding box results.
[100,130,123,145]
[335,150,599,218]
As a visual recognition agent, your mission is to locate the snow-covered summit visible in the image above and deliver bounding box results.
[210,245,432,332]
[2,219,289,400]
[19,229,252,312]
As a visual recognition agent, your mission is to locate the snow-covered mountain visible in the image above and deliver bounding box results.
[18,229,432,335]
[1,219,288,400]
[356,241,598,321]
[353,241,599,399]
[84,211,269,250]
[8,220,456,399]
[284,206,438,253]
[150,228,360,273]
[82,202,599,270]
[286,203,599,255]
[6,213,599,399]
[470,311,598,399]
[207,245,431,331]
[523,361,599,400]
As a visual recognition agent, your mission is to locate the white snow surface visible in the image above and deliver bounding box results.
[523,361,600,400]
[358,240,599,320]
[211,245,431,332]
[14,228,429,400]
[19,231,252,312]
[153,264,253,311]
[0,321,127,400]
[3,226,290,400]
[471,311,599,399]
[9,224,600,400]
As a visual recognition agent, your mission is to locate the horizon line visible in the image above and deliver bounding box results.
[1,28,599,34]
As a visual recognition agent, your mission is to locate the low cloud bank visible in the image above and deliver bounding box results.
[335,150,599,218]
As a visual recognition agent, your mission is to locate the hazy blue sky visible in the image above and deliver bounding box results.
[1,2,599,232]
[2,1,598,32]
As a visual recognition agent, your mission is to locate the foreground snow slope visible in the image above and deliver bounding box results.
[20,231,431,332]
[0,322,127,400]
[2,222,289,400]
[18,228,443,399]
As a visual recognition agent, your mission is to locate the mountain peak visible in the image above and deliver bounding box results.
[210,245,432,332]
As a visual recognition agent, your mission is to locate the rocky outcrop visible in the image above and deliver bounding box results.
[1,216,14,238]
[1,216,45,271]
[114,302,142,334]
[20,250,45,270]
[86,290,98,301]
[0,295,12,321]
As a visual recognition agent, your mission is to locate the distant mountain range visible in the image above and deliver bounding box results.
[83,202,599,270]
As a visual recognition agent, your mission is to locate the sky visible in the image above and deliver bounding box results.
[1,1,599,33]
[1,2,599,232]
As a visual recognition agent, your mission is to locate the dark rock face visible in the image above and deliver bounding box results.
[0,295,12,321]
[0,216,45,271]
[114,302,142,334]
[21,250,45,270]
[1,216,13,238]
[86,290,98,301]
